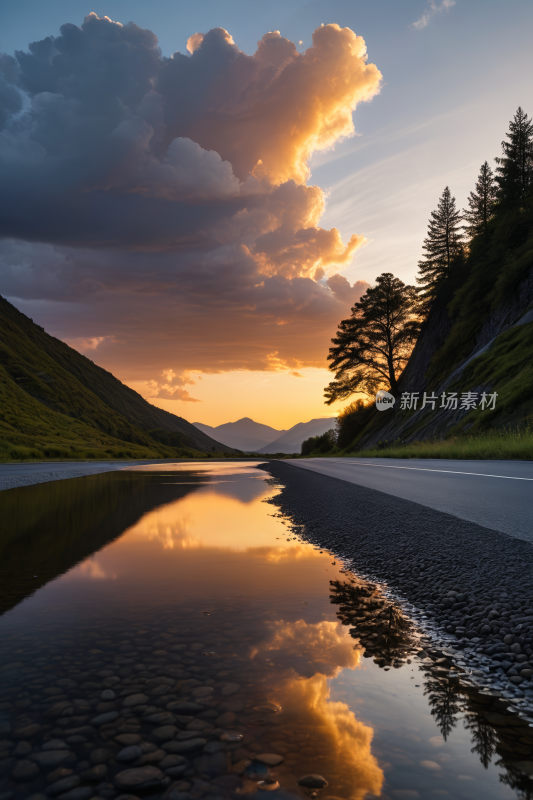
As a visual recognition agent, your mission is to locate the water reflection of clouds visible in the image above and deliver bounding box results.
[252,618,383,800]
[143,515,201,550]
[68,556,116,581]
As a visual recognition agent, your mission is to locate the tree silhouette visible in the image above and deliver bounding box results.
[495,107,533,203]
[463,709,498,769]
[463,161,497,240]
[324,273,421,402]
[423,675,462,741]
[416,186,464,311]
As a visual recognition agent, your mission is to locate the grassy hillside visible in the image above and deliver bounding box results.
[0,295,237,460]
[309,190,533,459]
[0,296,237,455]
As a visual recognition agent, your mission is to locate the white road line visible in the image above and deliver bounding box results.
[308,461,533,481]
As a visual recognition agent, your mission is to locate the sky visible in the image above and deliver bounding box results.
[1,0,532,429]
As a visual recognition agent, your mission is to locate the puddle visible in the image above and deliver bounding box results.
[0,462,532,800]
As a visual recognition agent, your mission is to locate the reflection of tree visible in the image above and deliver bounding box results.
[496,758,533,800]
[329,577,533,786]
[329,579,415,666]
[423,675,462,741]
[463,710,498,769]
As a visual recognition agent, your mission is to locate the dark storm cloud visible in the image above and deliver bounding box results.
[0,14,379,377]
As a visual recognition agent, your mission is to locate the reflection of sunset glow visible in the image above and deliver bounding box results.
[248,544,324,563]
[253,619,383,800]
[69,558,116,581]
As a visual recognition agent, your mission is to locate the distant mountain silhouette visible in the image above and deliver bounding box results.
[258,417,337,453]
[193,417,284,452]
[193,416,337,454]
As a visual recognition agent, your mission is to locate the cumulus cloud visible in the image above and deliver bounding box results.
[412,0,456,30]
[0,14,380,384]
[145,370,201,402]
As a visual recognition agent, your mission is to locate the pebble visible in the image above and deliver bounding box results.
[43,740,69,751]
[100,691,116,701]
[12,759,40,781]
[297,775,329,789]
[256,754,284,766]
[122,695,149,708]
[14,741,32,757]
[117,746,143,762]
[53,788,91,800]
[159,755,187,771]
[90,712,119,727]
[32,751,73,768]
[114,766,167,790]
[80,764,108,781]
[115,735,141,746]
[152,726,178,742]
[45,775,81,796]
[90,749,112,766]
[220,684,240,697]
[13,724,41,739]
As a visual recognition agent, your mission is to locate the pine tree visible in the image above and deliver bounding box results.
[463,161,497,239]
[416,186,463,309]
[495,106,533,202]
[324,273,421,402]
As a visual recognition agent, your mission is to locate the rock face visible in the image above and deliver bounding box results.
[356,262,533,449]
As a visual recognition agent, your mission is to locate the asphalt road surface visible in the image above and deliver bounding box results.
[285,457,533,542]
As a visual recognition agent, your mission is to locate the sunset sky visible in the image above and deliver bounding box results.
[1,0,532,428]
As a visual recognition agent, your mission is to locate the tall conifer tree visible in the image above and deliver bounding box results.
[495,107,533,202]
[463,161,497,239]
[416,186,464,310]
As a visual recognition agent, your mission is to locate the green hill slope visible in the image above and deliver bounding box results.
[331,196,533,456]
[0,295,237,460]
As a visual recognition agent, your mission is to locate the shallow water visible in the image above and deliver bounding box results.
[0,462,532,800]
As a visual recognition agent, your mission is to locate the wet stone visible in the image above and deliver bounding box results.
[297,775,329,789]
[90,749,113,766]
[152,726,178,742]
[45,775,81,796]
[256,754,284,766]
[114,766,167,790]
[54,788,92,800]
[159,755,187,771]
[14,741,32,757]
[117,747,143,763]
[220,684,240,697]
[13,724,41,739]
[80,764,108,781]
[12,758,40,781]
[122,695,149,708]
[91,712,119,727]
[43,740,69,751]
[115,735,141,746]
[32,751,74,768]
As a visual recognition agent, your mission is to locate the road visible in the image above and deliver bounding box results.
[285,457,533,542]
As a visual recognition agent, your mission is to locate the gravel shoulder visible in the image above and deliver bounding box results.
[262,461,533,710]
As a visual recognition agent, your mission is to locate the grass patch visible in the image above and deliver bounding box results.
[346,425,533,460]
